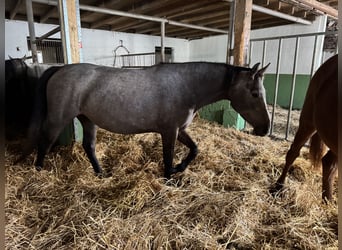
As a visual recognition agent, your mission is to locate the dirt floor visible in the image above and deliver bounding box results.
[5,116,337,249]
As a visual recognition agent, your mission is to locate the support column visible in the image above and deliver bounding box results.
[160,21,165,63]
[226,0,236,65]
[233,0,252,66]
[26,0,38,62]
[57,0,83,143]
[228,0,252,130]
[58,0,82,64]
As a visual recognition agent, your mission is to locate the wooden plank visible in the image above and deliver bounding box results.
[233,0,252,66]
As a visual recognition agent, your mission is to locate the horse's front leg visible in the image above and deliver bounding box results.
[175,130,198,173]
[161,129,178,179]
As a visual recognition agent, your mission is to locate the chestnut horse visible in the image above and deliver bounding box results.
[271,54,338,201]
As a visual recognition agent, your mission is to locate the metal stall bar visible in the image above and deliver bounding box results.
[310,34,319,78]
[285,37,300,140]
[248,41,253,66]
[35,26,61,43]
[269,38,283,136]
[227,0,236,64]
[261,40,267,67]
[161,21,165,63]
[26,0,38,62]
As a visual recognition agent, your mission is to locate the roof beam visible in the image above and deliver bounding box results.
[252,4,312,25]
[10,0,23,20]
[295,0,338,19]
[40,6,56,23]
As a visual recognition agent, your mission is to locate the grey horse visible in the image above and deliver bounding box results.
[24,62,270,178]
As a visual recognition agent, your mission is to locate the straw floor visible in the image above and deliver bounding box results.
[5,116,337,249]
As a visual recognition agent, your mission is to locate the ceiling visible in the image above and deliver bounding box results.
[5,0,338,40]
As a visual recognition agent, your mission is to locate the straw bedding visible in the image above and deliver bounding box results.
[5,116,337,249]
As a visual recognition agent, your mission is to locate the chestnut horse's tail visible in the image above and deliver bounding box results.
[309,132,327,170]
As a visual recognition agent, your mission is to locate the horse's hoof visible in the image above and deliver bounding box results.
[175,163,187,173]
[269,182,284,197]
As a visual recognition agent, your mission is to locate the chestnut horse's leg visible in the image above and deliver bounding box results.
[321,150,337,201]
[270,124,315,194]
[77,115,102,175]
[175,130,198,173]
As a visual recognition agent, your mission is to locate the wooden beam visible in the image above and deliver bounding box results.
[296,0,338,19]
[233,0,252,66]
[10,0,23,20]
[40,6,56,23]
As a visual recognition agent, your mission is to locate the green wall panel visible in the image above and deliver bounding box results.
[264,74,310,110]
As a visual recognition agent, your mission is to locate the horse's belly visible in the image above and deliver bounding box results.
[88,113,157,134]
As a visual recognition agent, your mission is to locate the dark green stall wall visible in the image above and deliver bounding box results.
[263,74,310,110]
[198,74,310,128]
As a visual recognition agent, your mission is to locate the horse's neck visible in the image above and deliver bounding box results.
[189,64,234,110]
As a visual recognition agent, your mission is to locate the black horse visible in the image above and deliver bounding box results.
[24,62,270,179]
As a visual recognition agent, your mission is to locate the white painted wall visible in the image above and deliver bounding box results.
[189,35,228,62]
[5,19,60,59]
[5,19,189,65]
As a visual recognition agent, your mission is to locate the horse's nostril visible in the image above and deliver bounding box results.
[253,126,269,136]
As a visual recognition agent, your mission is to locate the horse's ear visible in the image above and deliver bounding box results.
[22,55,27,61]
[8,55,13,60]
[251,63,260,74]
[257,63,270,76]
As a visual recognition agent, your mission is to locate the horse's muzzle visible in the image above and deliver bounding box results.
[253,125,269,136]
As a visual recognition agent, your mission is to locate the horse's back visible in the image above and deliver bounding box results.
[45,63,195,134]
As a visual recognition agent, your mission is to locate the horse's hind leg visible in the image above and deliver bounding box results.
[36,121,67,171]
[321,150,337,201]
[77,115,102,175]
[270,125,315,195]
[175,130,198,173]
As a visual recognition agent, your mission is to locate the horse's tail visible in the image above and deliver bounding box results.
[16,66,62,163]
[309,132,327,170]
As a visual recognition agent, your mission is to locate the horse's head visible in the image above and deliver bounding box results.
[5,56,28,83]
[228,63,270,136]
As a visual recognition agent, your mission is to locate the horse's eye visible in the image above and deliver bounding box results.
[251,91,259,98]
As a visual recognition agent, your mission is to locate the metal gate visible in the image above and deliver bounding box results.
[248,31,338,140]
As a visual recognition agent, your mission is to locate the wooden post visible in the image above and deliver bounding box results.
[233,0,252,66]
[58,0,82,64]
[57,0,83,143]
